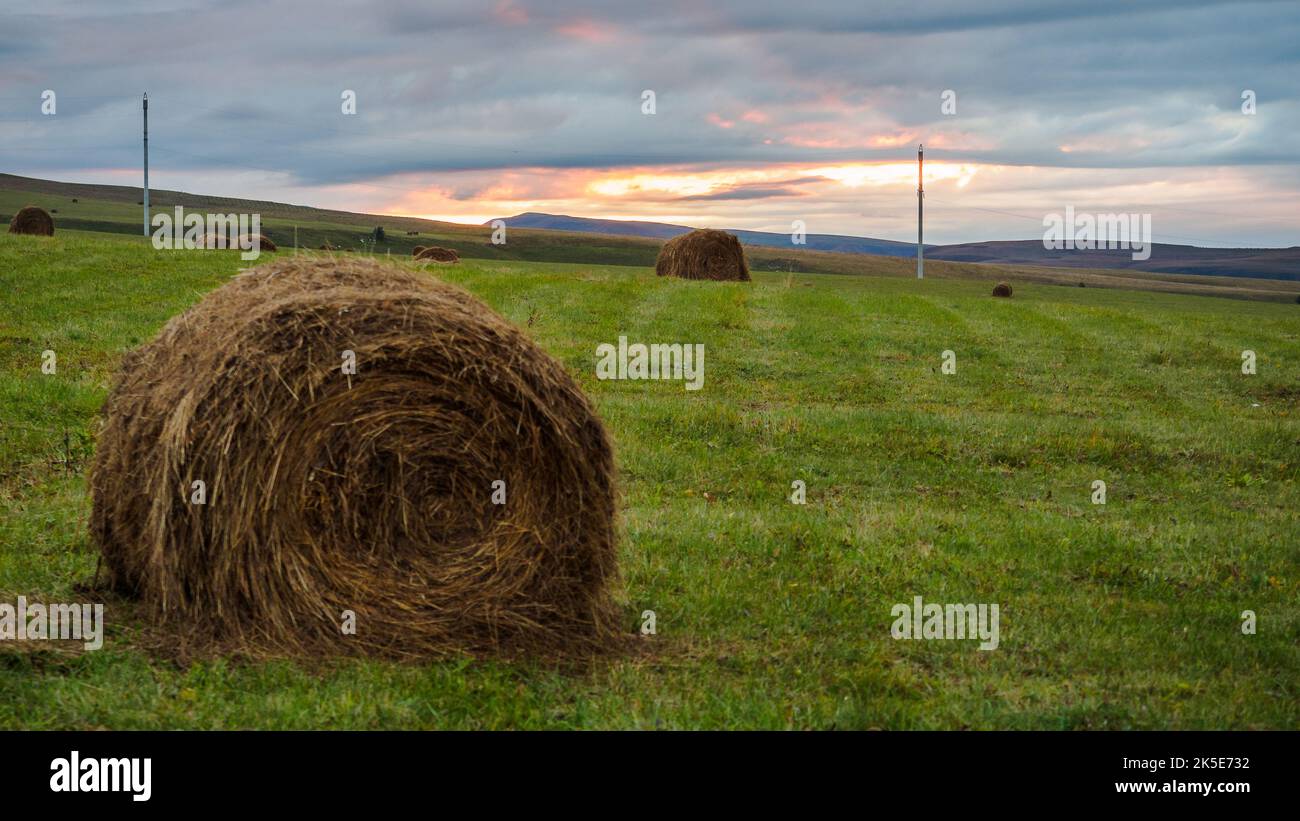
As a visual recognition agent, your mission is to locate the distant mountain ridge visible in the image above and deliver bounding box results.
[926,240,1300,281]
[493,212,1300,281]
[493,212,924,257]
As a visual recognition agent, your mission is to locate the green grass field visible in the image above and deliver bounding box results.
[1,230,1297,729]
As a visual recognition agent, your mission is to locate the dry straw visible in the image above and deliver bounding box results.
[90,257,621,660]
[8,205,54,236]
[655,229,750,281]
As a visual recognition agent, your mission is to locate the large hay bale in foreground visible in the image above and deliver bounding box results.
[412,245,427,257]
[90,258,620,660]
[8,205,54,236]
[655,229,750,281]
[416,245,458,263]
[992,282,1013,298]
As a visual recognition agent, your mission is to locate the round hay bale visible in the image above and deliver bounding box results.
[415,245,459,263]
[412,245,427,257]
[8,205,54,236]
[655,229,750,282]
[198,232,233,250]
[236,233,277,252]
[318,242,336,251]
[992,282,1013,298]
[89,257,620,660]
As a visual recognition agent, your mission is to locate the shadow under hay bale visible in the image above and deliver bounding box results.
[992,282,1013,298]
[8,205,55,236]
[89,257,621,661]
[416,246,459,263]
[655,229,750,282]
[412,245,427,257]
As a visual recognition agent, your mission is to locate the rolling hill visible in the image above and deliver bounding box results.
[494,212,924,257]
[492,212,1300,282]
[3,172,1299,302]
[927,240,1300,281]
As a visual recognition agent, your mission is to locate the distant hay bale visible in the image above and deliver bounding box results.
[198,232,233,250]
[416,246,459,263]
[319,242,336,251]
[199,233,275,251]
[89,257,621,660]
[236,233,277,252]
[655,229,750,282]
[412,245,427,257]
[992,282,1013,298]
[7,205,54,236]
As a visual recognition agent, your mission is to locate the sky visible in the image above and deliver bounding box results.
[2,0,1298,246]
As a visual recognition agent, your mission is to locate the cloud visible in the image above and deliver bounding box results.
[1,0,1297,245]
[676,186,805,201]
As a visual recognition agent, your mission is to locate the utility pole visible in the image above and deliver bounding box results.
[917,143,924,279]
[142,93,150,237]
